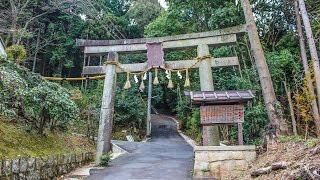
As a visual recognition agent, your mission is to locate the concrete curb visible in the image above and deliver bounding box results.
[142,137,151,142]
[111,142,128,160]
[164,115,198,150]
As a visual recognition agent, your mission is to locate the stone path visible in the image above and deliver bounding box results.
[86,115,194,180]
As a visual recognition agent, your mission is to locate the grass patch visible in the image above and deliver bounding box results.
[279,135,318,148]
[279,135,304,143]
[0,117,95,159]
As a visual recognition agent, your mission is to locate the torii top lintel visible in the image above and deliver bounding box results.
[76,25,247,55]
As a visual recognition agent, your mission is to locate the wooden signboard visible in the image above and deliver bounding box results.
[200,104,244,145]
[147,42,165,68]
[200,105,244,125]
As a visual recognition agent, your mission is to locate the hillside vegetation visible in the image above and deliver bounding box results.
[0,57,94,159]
[0,116,94,159]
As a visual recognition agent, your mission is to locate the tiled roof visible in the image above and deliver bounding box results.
[185,90,255,105]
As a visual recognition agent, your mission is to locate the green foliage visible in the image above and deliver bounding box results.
[100,152,112,166]
[306,0,320,40]
[126,0,163,27]
[5,44,27,63]
[208,2,245,29]
[69,74,147,139]
[304,139,317,148]
[243,101,268,143]
[278,135,318,148]
[0,57,79,134]
[114,78,147,131]
[145,12,186,37]
[279,135,304,143]
[266,50,301,93]
[184,109,202,144]
[24,81,79,133]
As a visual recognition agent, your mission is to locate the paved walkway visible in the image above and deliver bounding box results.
[86,115,194,180]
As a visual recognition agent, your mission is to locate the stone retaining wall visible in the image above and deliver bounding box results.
[193,145,256,179]
[0,152,94,179]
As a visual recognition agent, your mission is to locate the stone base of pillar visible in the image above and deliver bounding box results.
[193,145,256,179]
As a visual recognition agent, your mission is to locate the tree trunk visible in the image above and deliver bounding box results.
[298,0,320,136]
[294,0,320,136]
[240,0,288,135]
[10,0,17,44]
[42,58,46,76]
[32,30,40,72]
[283,80,297,135]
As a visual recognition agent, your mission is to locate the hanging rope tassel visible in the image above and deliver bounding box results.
[139,74,145,91]
[153,68,159,85]
[167,70,174,89]
[124,72,131,89]
[184,69,190,87]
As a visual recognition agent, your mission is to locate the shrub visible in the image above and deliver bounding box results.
[5,44,27,63]
[0,57,79,134]
[24,81,79,133]
[100,152,112,166]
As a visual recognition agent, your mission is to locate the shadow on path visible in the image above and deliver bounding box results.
[86,115,194,180]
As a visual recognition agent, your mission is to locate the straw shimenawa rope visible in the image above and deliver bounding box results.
[42,55,212,86]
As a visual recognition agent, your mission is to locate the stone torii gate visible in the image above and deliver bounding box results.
[76,25,246,164]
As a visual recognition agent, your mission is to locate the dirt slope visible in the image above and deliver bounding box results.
[235,138,320,180]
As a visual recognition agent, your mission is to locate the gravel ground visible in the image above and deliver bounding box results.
[86,115,194,180]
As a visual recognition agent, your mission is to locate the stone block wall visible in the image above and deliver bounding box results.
[0,152,94,179]
[193,145,256,179]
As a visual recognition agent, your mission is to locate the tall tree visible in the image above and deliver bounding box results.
[240,0,288,134]
[298,0,320,135]
[294,0,320,136]
[126,0,163,26]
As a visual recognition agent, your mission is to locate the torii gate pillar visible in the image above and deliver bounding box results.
[198,44,220,146]
[95,52,118,165]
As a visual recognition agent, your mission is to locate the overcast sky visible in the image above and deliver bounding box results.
[158,0,168,9]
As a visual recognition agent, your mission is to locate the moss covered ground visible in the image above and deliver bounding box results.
[0,117,95,159]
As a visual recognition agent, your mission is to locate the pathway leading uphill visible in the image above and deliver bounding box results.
[86,115,194,180]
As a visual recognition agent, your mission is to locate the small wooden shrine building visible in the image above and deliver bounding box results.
[185,90,255,145]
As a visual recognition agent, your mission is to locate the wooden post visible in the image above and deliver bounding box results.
[85,56,91,91]
[238,123,244,145]
[147,71,152,136]
[95,52,118,165]
[198,44,220,146]
[81,55,86,91]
